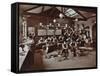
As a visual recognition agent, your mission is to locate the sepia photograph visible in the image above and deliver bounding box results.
[18,3,97,72]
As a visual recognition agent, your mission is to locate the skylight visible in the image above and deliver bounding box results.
[65,8,78,17]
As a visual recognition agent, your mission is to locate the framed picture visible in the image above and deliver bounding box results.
[11,2,97,73]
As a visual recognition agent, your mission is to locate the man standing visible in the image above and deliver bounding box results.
[62,41,69,60]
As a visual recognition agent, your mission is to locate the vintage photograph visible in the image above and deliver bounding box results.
[18,3,97,72]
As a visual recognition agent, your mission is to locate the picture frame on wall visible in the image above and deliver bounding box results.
[11,2,97,73]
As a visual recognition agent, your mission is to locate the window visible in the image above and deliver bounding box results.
[65,8,78,17]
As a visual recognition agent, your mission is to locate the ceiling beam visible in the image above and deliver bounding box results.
[23,12,39,15]
[24,5,41,12]
[49,7,57,17]
[73,9,87,20]
[87,15,96,19]
[73,8,96,13]
[41,6,44,13]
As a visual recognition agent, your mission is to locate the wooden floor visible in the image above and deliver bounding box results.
[20,50,96,71]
